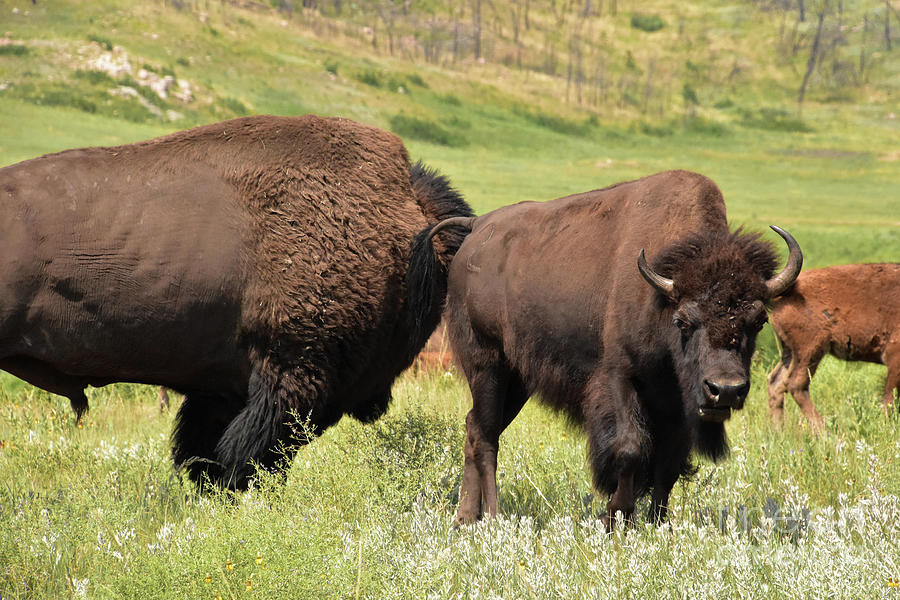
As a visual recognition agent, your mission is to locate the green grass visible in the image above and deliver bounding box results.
[1,364,899,599]
[1,0,900,597]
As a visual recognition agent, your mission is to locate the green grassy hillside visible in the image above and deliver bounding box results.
[1,1,898,264]
[1,1,899,598]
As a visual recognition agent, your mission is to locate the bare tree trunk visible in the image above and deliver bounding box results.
[798,0,806,22]
[472,0,482,59]
[510,0,523,69]
[798,10,825,114]
[377,2,396,56]
[886,0,893,50]
[859,13,869,83]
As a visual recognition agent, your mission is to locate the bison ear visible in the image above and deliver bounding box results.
[637,249,677,302]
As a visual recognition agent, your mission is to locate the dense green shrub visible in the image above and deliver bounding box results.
[388,114,466,146]
[683,116,730,137]
[630,13,665,32]
[87,33,113,50]
[515,107,593,136]
[218,96,250,116]
[0,44,29,56]
[439,93,462,106]
[739,107,813,133]
[74,69,117,86]
[405,73,428,88]
[355,69,383,88]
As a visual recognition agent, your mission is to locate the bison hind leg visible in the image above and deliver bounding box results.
[172,390,244,490]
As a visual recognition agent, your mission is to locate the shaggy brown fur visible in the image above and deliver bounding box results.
[767,263,900,428]
[442,170,801,529]
[0,115,472,489]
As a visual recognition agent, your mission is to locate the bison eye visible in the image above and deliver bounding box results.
[672,315,692,332]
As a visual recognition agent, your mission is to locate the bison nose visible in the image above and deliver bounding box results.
[703,378,750,407]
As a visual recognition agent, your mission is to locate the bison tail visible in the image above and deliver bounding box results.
[406,160,474,350]
[214,370,299,490]
[407,216,476,350]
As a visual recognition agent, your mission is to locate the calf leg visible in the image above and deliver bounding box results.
[766,362,787,424]
[882,345,900,414]
[766,343,792,425]
[157,387,171,412]
[786,352,825,430]
[455,365,527,525]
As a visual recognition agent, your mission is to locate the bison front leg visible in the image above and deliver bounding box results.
[588,375,644,531]
[648,426,691,524]
[605,451,639,531]
[173,390,244,489]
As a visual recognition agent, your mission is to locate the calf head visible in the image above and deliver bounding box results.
[638,226,802,429]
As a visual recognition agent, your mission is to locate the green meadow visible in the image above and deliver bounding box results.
[1,0,899,597]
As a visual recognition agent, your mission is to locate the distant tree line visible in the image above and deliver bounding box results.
[229,0,897,116]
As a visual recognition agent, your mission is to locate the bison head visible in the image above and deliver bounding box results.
[638,226,802,428]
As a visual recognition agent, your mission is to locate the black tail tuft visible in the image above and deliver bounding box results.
[406,161,474,351]
[214,370,290,490]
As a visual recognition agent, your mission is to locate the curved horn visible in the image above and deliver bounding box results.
[765,226,803,298]
[637,249,676,300]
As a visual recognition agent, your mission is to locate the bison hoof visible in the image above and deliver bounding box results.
[454,511,481,528]
[601,510,634,532]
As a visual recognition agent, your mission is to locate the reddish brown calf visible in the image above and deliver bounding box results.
[767,263,900,428]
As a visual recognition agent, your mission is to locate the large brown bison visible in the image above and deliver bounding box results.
[0,114,472,489]
[439,170,802,527]
[766,263,900,428]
